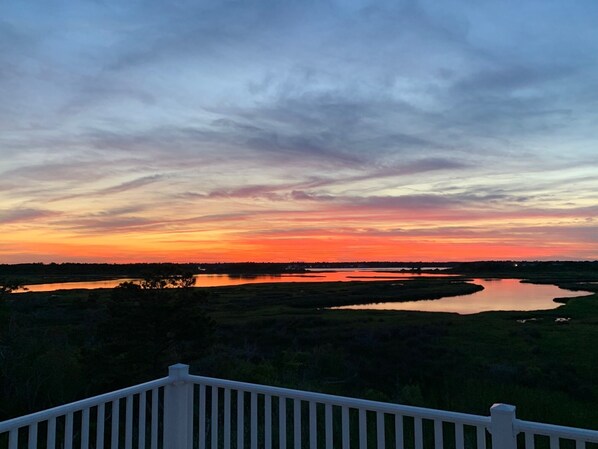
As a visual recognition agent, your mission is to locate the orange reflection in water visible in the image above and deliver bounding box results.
[17,274,592,315]
[19,270,450,292]
[20,279,138,292]
[334,278,592,314]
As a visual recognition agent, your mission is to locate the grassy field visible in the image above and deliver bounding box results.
[1,274,597,429]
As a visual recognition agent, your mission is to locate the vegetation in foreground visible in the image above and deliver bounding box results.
[1,265,597,430]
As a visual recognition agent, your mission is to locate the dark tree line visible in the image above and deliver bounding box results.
[85,273,215,389]
[0,273,215,419]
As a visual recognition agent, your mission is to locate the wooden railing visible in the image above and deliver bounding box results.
[1,364,597,449]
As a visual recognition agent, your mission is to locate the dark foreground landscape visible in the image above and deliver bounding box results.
[1,261,597,429]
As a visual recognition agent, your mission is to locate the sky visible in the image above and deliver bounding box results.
[1,0,597,263]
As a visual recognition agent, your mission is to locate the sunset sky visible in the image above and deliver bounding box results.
[1,0,597,262]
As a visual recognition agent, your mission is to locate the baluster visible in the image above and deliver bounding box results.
[65,412,74,449]
[81,408,90,449]
[48,417,57,449]
[111,400,120,449]
[294,399,301,449]
[342,407,350,449]
[279,397,287,449]
[377,412,385,449]
[211,387,219,449]
[138,393,146,449]
[251,392,258,449]
[394,415,404,449]
[414,418,423,449]
[476,426,486,449]
[325,404,333,449]
[550,436,559,449]
[29,423,38,449]
[524,432,534,449]
[359,409,367,449]
[265,395,272,449]
[150,390,158,449]
[224,389,231,449]
[455,423,464,449]
[434,420,443,449]
[237,391,245,449]
[199,385,206,449]
[125,396,133,449]
[8,429,18,449]
[309,402,317,449]
[96,404,105,449]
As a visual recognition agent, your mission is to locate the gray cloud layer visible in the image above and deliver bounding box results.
[1,0,597,259]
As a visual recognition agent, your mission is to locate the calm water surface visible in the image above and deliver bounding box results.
[20,270,450,292]
[18,271,592,314]
[334,278,592,314]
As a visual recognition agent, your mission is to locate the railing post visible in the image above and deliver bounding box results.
[491,404,517,449]
[164,364,193,449]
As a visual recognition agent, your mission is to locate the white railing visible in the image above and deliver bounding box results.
[515,419,598,449]
[0,377,169,449]
[1,364,597,449]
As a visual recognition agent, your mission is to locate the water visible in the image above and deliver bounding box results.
[17,271,592,314]
[19,270,451,292]
[333,278,592,314]
[20,278,139,292]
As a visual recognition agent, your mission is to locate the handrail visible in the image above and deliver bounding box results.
[515,419,598,442]
[2,366,597,449]
[188,374,491,427]
[0,376,169,433]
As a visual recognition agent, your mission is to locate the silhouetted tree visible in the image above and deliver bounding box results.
[0,279,22,302]
[0,279,83,419]
[137,271,197,289]
[86,274,214,390]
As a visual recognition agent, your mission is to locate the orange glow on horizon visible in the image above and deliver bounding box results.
[2,184,596,263]
[1,230,590,263]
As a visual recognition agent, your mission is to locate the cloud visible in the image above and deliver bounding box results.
[0,208,58,224]
[56,216,158,233]
[1,0,597,260]
[96,175,164,195]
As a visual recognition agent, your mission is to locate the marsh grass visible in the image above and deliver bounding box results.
[1,276,597,429]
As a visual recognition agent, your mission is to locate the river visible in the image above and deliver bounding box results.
[17,270,592,314]
[333,278,592,314]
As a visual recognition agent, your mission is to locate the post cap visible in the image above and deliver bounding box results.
[168,363,190,381]
[490,403,516,415]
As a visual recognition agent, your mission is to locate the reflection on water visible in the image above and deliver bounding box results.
[20,279,138,292]
[333,278,593,314]
[194,271,452,287]
[18,269,452,292]
[18,273,592,315]
[309,267,450,271]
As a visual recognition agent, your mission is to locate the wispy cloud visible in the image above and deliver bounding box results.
[1,0,597,261]
[0,208,58,224]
